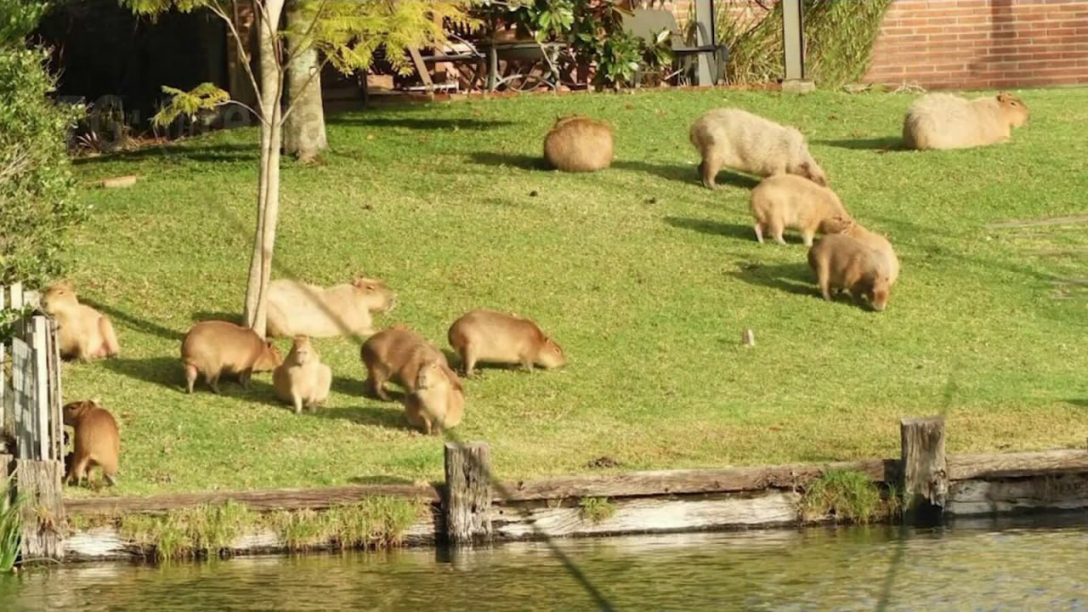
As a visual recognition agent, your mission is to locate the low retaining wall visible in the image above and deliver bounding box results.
[53,417,1088,562]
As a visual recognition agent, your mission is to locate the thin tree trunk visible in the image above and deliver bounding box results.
[283,1,327,162]
[243,0,286,335]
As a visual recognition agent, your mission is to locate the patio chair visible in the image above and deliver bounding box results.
[623,8,728,85]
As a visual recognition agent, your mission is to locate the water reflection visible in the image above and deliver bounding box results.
[2,516,1087,611]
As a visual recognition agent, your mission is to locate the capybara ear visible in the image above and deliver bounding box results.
[997,92,1010,102]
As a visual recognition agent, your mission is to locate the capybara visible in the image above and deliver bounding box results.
[807,235,892,312]
[181,320,283,394]
[273,336,332,414]
[543,115,615,173]
[902,92,1029,150]
[839,219,900,286]
[360,327,450,401]
[40,283,120,361]
[689,108,828,189]
[62,400,120,487]
[447,309,566,376]
[266,277,396,339]
[402,360,465,435]
[749,174,853,246]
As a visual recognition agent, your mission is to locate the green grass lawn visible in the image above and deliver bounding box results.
[65,87,1088,497]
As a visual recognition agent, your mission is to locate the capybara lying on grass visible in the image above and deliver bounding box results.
[749,174,853,246]
[808,235,892,312]
[543,115,614,172]
[689,108,828,189]
[41,283,120,361]
[63,399,120,487]
[181,320,282,394]
[447,309,566,376]
[273,336,332,414]
[402,360,465,435]
[902,92,1029,150]
[266,277,396,339]
[361,326,450,401]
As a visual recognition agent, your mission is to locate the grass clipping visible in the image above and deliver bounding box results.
[717,0,893,88]
[117,497,422,562]
[800,470,901,525]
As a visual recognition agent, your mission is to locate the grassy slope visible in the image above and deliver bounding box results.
[66,88,1088,496]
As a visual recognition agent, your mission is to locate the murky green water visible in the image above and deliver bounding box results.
[2,517,1087,611]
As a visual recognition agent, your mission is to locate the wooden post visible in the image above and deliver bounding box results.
[444,441,492,546]
[31,317,49,461]
[11,336,33,460]
[900,416,948,521]
[694,0,716,86]
[16,459,65,561]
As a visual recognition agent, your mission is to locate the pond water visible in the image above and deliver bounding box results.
[2,516,1087,611]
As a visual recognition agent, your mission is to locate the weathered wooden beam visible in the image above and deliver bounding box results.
[495,459,895,503]
[444,441,492,546]
[947,449,1088,480]
[17,459,65,561]
[65,483,440,517]
[901,416,948,518]
[782,0,805,81]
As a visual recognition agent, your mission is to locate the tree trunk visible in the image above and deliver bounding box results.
[283,2,327,162]
[243,0,286,335]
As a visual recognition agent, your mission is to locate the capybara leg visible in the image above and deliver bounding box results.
[801,231,815,247]
[370,372,391,401]
[770,220,788,246]
[817,266,833,302]
[292,394,304,415]
[520,357,534,373]
[700,154,721,190]
[239,369,253,389]
[207,373,222,395]
[72,456,90,487]
[753,223,765,244]
[99,316,120,357]
[104,472,118,487]
[461,345,478,378]
[185,364,198,394]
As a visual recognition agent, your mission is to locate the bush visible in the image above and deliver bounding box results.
[0,30,84,288]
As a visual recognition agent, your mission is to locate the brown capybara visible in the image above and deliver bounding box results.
[360,327,450,401]
[62,400,120,487]
[266,277,397,339]
[402,360,465,435]
[181,320,283,394]
[839,218,900,287]
[902,92,1029,150]
[749,174,853,246]
[689,108,828,189]
[273,336,332,414]
[543,115,615,173]
[447,309,566,376]
[40,283,120,361]
[807,235,892,312]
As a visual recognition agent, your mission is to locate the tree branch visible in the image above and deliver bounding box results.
[206,1,266,115]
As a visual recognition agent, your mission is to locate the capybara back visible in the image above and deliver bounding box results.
[543,115,615,173]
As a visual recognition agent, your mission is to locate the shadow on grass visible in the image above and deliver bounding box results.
[316,403,409,430]
[813,137,905,152]
[664,216,754,242]
[73,143,258,166]
[81,299,184,342]
[190,310,244,325]
[611,160,696,185]
[727,262,817,298]
[331,116,515,131]
[468,151,547,171]
[100,355,280,398]
[1064,399,1088,408]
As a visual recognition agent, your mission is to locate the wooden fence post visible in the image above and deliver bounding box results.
[444,441,492,547]
[16,459,65,561]
[900,416,948,521]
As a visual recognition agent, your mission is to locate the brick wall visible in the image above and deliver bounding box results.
[664,0,1088,89]
[864,0,1088,89]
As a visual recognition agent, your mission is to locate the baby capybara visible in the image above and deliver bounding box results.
[447,309,566,376]
[749,174,853,246]
[266,277,396,339]
[273,336,332,414]
[689,108,827,189]
[181,320,283,394]
[360,326,450,401]
[543,115,615,173]
[903,92,1029,150]
[402,360,465,435]
[807,235,892,312]
[839,219,900,286]
[63,400,120,487]
[41,283,120,361]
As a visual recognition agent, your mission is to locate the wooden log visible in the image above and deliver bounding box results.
[947,450,1088,480]
[494,491,805,540]
[900,416,948,517]
[947,474,1088,517]
[495,459,896,503]
[444,441,492,546]
[16,459,65,561]
[64,483,440,517]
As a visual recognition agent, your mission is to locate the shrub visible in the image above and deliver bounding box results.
[0,7,85,288]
